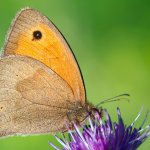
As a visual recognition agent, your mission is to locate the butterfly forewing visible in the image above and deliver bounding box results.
[3,8,86,102]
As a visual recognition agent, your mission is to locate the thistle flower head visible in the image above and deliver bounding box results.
[49,107,150,150]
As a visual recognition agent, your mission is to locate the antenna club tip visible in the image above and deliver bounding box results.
[124,93,130,97]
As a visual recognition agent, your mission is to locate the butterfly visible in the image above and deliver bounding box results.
[0,7,101,137]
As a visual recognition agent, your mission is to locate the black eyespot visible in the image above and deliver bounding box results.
[33,30,42,40]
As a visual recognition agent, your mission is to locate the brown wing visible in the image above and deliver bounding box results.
[0,56,75,137]
[2,7,86,103]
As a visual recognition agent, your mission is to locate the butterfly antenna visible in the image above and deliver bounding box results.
[96,93,130,107]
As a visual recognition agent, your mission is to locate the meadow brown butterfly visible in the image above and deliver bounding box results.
[0,7,101,137]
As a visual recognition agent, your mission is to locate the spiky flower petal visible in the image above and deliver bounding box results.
[49,108,150,150]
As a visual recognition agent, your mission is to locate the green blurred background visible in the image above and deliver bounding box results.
[0,0,150,149]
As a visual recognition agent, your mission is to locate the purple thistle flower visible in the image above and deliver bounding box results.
[49,107,150,150]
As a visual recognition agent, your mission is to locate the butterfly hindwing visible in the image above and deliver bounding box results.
[0,56,74,136]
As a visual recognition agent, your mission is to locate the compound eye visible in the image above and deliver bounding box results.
[33,30,42,40]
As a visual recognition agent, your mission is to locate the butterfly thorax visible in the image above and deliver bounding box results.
[66,101,102,128]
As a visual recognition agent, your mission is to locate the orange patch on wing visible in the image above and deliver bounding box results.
[14,23,85,101]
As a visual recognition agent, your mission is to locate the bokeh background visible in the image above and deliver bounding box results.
[0,0,150,149]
